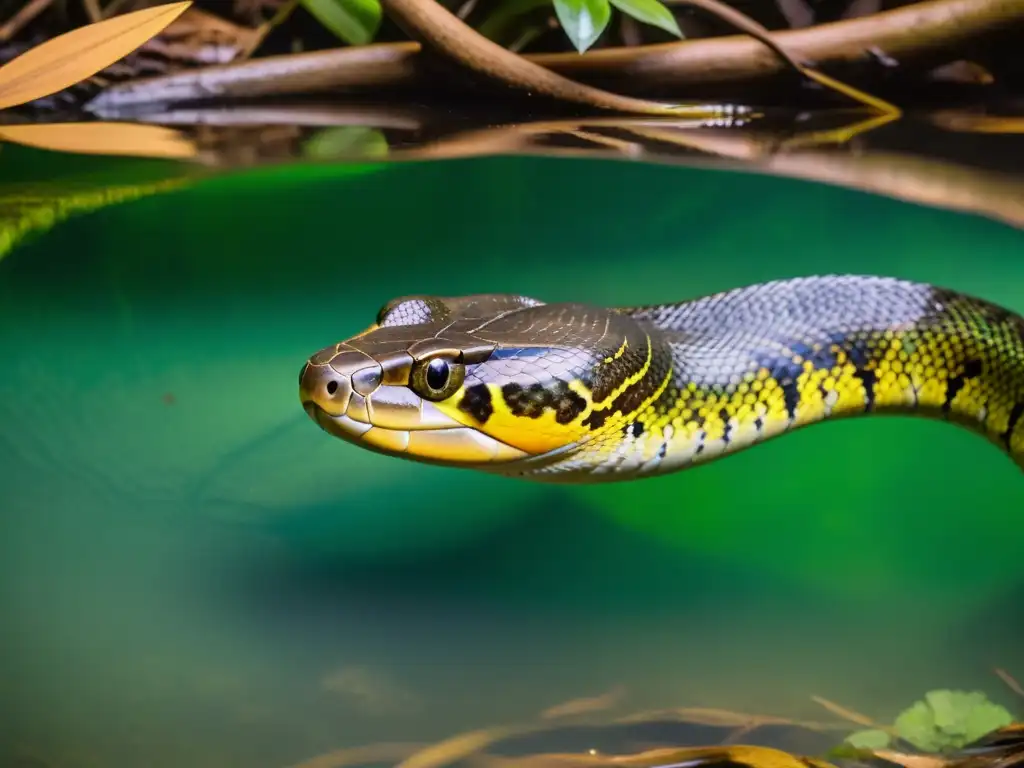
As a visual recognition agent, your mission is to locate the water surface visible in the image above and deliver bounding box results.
[1,153,1022,768]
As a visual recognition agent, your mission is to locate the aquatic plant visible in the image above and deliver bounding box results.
[846,691,1015,754]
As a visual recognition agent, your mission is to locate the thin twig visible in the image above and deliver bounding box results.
[995,668,1024,700]
[811,695,898,734]
[237,0,299,59]
[83,0,104,23]
[655,0,900,113]
[0,0,54,43]
[100,0,136,18]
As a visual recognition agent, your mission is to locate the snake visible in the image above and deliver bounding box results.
[298,275,1024,483]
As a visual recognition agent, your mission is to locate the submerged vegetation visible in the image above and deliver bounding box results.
[280,670,1024,767]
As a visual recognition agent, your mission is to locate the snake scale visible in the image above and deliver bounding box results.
[298,275,1024,482]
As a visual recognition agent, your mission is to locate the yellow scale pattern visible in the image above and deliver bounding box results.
[545,322,1024,475]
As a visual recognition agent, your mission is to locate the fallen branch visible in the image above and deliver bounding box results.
[87,0,1021,112]
[379,0,722,116]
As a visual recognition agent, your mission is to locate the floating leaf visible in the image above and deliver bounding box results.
[0,123,199,159]
[553,0,611,53]
[301,0,381,46]
[609,0,681,37]
[302,126,388,161]
[0,1,191,110]
[845,730,892,750]
[894,691,1014,753]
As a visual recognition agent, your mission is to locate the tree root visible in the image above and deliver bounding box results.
[87,0,1023,113]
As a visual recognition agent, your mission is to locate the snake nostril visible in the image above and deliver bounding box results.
[326,380,339,395]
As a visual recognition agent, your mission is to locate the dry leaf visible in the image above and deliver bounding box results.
[542,687,626,720]
[397,726,528,768]
[616,706,774,726]
[0,1,192,110]
[285,741,425,768]
[0,122,198,159]
[811,695,892,731]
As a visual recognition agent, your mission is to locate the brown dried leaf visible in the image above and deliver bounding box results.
[0,122,199,159]
[285,741,425,768]
[542,687,626,720]
[811,696,889,730]
[397,725,529,768]
[0,1,192,110]
[615,706,761,726]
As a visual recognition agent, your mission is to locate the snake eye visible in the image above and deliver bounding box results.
[410,357,465,401]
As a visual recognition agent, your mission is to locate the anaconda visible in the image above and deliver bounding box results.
[298,275,1024,482]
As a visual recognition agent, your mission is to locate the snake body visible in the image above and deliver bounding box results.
[299,275,1024,482]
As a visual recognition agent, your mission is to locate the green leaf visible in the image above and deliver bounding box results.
[962,700,1013,743]
[608,0,681,37]
[301,0,381,45]
[553,0,611,53]
[477,0,551,41]
[895,691,1015,753]
[895,700,941,752]
[302,126,389,161]
[845,730,892,750]
[928,690,971,734]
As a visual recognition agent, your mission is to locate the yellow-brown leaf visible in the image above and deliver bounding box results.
[0,122,198,159]
[0,1,192,110]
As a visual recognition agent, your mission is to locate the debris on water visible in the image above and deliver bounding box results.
[286,669,1024,768]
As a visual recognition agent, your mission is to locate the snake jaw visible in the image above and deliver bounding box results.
[300,356,530,466]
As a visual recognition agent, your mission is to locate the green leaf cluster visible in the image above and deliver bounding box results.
[300,0,682,55]
[553,0,681,52]
[845,690,1013,754]
[302,0,383,45]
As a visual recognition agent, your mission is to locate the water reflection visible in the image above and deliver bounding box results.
[6,102,1024,233]
[2,122,1023,768]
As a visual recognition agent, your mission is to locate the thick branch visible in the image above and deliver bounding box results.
[88,0,1024,111]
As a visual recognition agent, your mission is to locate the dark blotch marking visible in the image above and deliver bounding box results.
[853,368,877,412]
[459,384,493,423]
[554,385,587,425]
[751,350,805,421]
[501,381,586,425]
[582,409,608,430]
[1004,402,1024,448]
[502,382,548,419]
[630,421,644,438]
[754,416,764,431]
[943,358,983,413]
[719,407,732,443]
[780,377,799,420]
[828,331,870,369]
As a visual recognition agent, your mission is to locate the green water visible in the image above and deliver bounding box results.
[1,153,1023,767]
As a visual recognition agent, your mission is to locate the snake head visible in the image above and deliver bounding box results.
[299,293,656,474]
